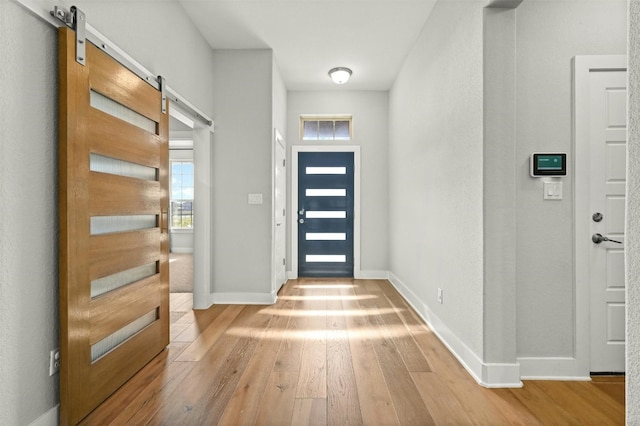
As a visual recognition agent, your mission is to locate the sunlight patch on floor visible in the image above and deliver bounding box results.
[224,324,427,340]
[257,307,404,317]
[277,294,377,301]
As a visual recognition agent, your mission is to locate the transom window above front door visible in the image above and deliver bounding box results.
[300,115,352,141]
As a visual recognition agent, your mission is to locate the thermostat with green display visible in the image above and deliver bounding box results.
[530,153,567,177]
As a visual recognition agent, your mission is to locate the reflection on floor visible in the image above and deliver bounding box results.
[82,278,625,425]
[170,292,193,324]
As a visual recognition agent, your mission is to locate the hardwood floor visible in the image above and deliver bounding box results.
[81,279,625,425]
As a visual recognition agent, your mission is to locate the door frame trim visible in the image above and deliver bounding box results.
[168,104,214,310]
[272,128,286,294]
[192,122,215,309]
[290,145,361,279]
[169,103,215,310]
[574,54,627,376]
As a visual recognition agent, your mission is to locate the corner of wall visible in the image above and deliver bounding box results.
[388,0,490,387]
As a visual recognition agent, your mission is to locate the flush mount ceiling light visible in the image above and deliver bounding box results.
[328,67,352,84]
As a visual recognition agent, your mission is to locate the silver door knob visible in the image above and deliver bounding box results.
[592,212,603,222]
[592,233,622,244]
[299,218,304,224]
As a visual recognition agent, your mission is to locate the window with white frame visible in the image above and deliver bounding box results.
[170,160,194,230]
[300,115,352,141]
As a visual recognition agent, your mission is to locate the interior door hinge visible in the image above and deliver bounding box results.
[283,159,286,167]
[283,208,286,217]
[157,76,167,114]
[282,258,286,266]
[51,6,86,66]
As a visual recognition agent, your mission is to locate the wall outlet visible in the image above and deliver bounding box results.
[437,288,443,304]
[49,349,60,376]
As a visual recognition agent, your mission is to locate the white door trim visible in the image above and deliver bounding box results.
[192,121,215,309]
[272,129,286,297]
[169,104,213,310]
[574,54,627,376]
[290,145,361,279]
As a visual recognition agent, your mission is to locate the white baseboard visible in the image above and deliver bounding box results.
[209,291,277,305]
[30,405,58,426]
[518,357,590,380]
[388,272,522,388]
[482,363,523,388]
[286,270,389,280]
[170,248,193,254]
[355,270,389,279]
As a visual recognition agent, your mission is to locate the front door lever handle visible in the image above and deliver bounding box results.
[592,233,622,244]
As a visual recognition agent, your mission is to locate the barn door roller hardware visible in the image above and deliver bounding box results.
[51,5,86,66]
[46,3,212,125]
[158,76,167,114]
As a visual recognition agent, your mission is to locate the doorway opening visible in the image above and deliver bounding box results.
[169,111,195,318]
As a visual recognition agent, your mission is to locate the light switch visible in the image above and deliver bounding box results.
[248,193,263,204]
[543,181,562,200]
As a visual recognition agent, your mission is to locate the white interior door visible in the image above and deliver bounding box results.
[273,130,287,291]
[589,69,627,373]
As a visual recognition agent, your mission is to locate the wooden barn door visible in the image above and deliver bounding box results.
[58,27,169,424]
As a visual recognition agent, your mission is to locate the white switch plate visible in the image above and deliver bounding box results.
[248,193,263,204]
[543,181,562,200]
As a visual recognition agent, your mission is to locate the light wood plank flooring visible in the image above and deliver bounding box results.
[81,279,625,425]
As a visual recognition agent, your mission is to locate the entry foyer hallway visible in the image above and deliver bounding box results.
[82,279,624,424]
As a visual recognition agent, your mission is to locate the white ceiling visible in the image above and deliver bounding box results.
[178,0,437,91]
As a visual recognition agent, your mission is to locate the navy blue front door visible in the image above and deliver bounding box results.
[298,152,354,277]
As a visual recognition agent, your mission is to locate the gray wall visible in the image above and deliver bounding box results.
[515,0,627,358]
[0,3,59,423]
[286,91,390,275]
[273,59,288,140]
[73,0,216,115]
[0,1,215,424]
[388,0,628,379]
[211,50,280,298]
[389,0,486,357]
[627,0,640,421]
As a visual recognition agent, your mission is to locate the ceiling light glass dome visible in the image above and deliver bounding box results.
[328,67,352,84]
